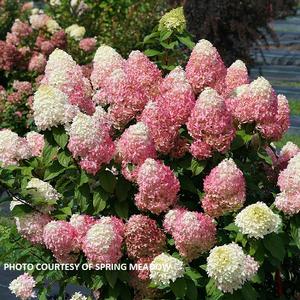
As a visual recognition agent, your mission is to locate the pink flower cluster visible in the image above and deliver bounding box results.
[186,39,226,94]
[43,220,80,263]
[41,49,95,114]
[0,129,44,166]
[275,153,300,215]
[116,122,156,180]
[0,16,67,74]
[202,158,246,217]
[9,273,36,300]
[82,216,124,265]
[164,208,216,261]
[16,212,51,244]
[79,37,97,52]
[141,67,195,154]
[125,214,166,260]
[91,47,162,127]
[68,107,115,175]
[135,158,180,214]
[187,88,236,159]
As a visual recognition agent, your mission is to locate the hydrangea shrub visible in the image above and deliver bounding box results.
[0,38,300,300]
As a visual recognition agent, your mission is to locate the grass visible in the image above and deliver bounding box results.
[271,80,300,88]
[274,134,300,148]
[289,99,300,115]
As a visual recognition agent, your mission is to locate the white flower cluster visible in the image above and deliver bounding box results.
[70,292,87,300]
[66,24,86,41]
[207,243,259,293]
[149,253,184,285]
[235,202,281,239]
[33,85,78,130]
[27,178,61,201]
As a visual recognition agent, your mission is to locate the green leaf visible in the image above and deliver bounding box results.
[79,170,89,186]
[170,277,187,298]
[144,49,162,57]
[263,233,285,261]
[190,159,206,176]
[231,130,252,150]
[180,177,198,194]
[57,151,71,167]
[99,171,116,193]
[186,279,198,300]
[42,143,58,166]
[185,267,202,282]
[240,283,258,300]
[257,149,273,165]
[291,219,300,249]
[116,177,131,202]
[93,191,107,214]
[160,29,172,41]
[105,270,118,288]
[224,223,239,232]
[206,279,223,300]
[11,204,33,217]
[44,161,65,181]
[177,35,195,49]
[114,201,129,219]
[52,126,68,148]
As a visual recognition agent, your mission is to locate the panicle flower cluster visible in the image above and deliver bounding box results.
[235,202,281,238]
[135,158,180,214]
[66,24,86,41]
[79,37,97,52]
[202,158,246,217]
[27,178,61,201]
[116,122,156,180]
[33,84,79,130]
[9,273,36,300]
[275,153,300,215]
[91,45,125,90]
[41,49,94,114]
[163,208,216,261]
[82,216,124,265]
[227,77,278,125]
[0,129,43,166]
[140,67,195,154]
[278,141,300,168]
[108,50,162,127]
[25,132,45,156]
[158,7,186,33]
[149,253,184,285]
[186,39,226,94]
[207,243,259,293]
[43,220,80,263]
[69,214,95,242]
[16,212,51,244]
[224,60,249,96]
[257,94,290,141]
[125,214,166,260]
[68,106,115,175]
[187,88,235,159]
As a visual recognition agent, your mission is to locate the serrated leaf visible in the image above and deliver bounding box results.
[186,279,198,300]
[44,161,65,181]
[160,29,172,41]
